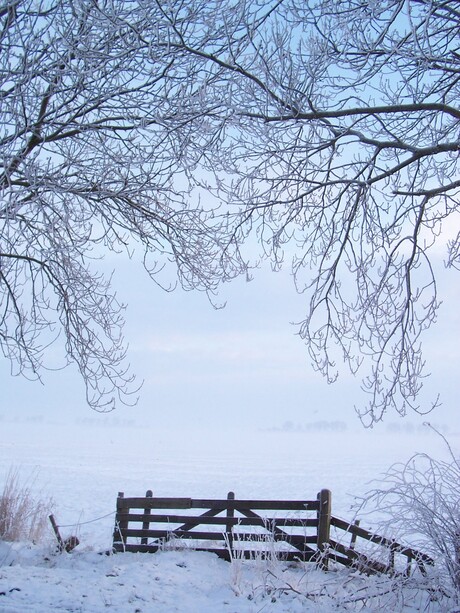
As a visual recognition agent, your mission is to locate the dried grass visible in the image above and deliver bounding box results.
[0,469,53,543]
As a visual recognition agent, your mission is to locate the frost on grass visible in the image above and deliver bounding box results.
[0,469,53,543]
[228,558,445,612]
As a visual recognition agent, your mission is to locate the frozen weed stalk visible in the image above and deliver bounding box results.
[225,515,315,603]
[357,426,460,608]
[0,468,53,543]
[225,522,281,599]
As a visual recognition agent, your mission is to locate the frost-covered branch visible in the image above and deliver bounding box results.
[1,0,459,419]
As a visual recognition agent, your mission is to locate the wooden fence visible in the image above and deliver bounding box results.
[112,489,433,576]
[328,516,433,576]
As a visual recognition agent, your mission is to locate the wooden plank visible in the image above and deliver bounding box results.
[330,516,434,564]
[173,506,225,533]
[122,528,228,540]
[116,513,318,528]
[114,544,316,561]
[330,537,420,576]
[113,492,128,548]
[120,525,317,547]
[327,551,355,567]
[191,499,319,511]
[238,507,316,554]
[329,539,390,574]
[231,532,318,545]
[193,548,317,562]
[349,519,360,550]
[116,497,192,509]
[141,490,152,546]
[226,491,235,553]
[229,517,318,528]
[117,497,319,511]
[120,527,318,545]
[331,516,391,546]
[49,514,64,550]
[317,489,332,570]
[332,517,389,544]
[113,543,160,553]
[317,489,332,546]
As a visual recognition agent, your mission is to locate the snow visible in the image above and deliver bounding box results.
[0,545,362,612]
[0,419,457,612]
[0,542,441,613]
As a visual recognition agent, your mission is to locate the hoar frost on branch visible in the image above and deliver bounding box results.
[1,0,459,421]
[154,0,460,423]
[0,0,247,410]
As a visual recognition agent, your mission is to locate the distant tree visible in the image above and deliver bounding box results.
[2,0,459,421]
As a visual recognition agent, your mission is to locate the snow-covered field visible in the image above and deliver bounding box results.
[0,419,458,612]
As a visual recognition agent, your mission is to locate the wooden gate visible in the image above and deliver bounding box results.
[112,489,433,575]
[113,489,331,562]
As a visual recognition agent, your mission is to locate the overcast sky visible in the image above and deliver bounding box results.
[1,233,458,434]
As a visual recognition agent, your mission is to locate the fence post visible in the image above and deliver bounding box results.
[49,514,64,551]
[141,490,153,546]
[350,519,360,551]
[317,489,332,570]
[226,491,235,558]
[114,492,127,552]
[389,539,396,574]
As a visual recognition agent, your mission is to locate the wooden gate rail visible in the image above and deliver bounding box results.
[112,489,433,576]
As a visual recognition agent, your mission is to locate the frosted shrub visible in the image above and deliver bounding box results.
[0,469,52,543]
[359,430,460,607]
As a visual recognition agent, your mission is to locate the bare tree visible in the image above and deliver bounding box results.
[0,0,246,410]
[153,0,460,423]
[2,0,459,420]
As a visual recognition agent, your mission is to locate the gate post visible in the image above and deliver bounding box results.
[226,491,235,558]
[317,489,332,570]
[113,492,127,552]
[141,489,153,546]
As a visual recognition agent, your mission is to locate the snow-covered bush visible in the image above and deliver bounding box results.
[358,428,460,607]
[0,469,52,543]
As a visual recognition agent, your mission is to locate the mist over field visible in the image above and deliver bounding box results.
[1,415,456,544]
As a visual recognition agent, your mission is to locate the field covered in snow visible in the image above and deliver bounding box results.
[0,418,458,612]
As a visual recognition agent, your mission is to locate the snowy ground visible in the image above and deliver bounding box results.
[0,419,458,612]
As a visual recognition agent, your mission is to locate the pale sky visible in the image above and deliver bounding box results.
[1,238,458,433]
